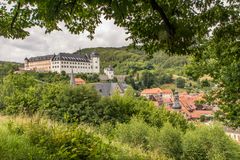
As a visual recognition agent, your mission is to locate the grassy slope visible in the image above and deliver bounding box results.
[0,115,167,160]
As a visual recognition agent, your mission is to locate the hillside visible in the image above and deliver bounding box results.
[73,46,188,75]
[0,61,22,78]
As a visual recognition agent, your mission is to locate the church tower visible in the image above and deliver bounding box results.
[91,52,100,73]
[172,91,181,110]
[70,69,75,86]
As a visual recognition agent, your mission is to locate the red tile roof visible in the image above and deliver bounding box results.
[190,110,213,119]
[141,88,162,94]
[165,93,213,120]
[75,78,86,85]
[162,89,173,94]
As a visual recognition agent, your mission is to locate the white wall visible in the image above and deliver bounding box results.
[51,58,100,74]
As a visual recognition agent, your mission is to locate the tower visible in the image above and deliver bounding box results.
[158,92,163,106]
[70,69,75,86]
[24,57,29,70]
[91,52,100,73]
[172,91,181,110]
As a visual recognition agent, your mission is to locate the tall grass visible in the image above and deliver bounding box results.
[0,115,167,160]
[0,120,48,160]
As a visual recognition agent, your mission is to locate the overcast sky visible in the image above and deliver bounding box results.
[0,19,130,63]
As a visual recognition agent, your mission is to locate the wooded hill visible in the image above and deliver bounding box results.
[73,46,188,76]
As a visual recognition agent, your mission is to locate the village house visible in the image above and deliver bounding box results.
[141,88,213,121]
[74,78,86,85]
[92,82,128,96]
[104,66,114,80]
[141,88,163,98]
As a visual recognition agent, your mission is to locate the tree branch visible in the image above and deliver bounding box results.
[150,0,175,39]
[11,1,21,30]
[70,0,77,14]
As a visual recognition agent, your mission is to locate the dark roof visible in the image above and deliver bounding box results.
[92,82,128,96]
[105,65,114,71]
[51,53,90,62]
[26,55,54,62]
[90,52,99,57]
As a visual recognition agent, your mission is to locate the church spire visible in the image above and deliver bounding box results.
[172,91,181,110]
[70,69,75,86]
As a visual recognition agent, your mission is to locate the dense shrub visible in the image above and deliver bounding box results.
[113,118,184,160]
[113,117,161,150]
[182,125,240,160]
[96,93,136,125]
[0,73,41,115]
[157,123,183,160]
[0,121,48,160]
[40,83,101,123]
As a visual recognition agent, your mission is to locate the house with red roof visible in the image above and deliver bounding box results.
[141,88,162,98]
[141,87,213,121]
[167,92,213,121]
[74,78,86,85]
[161,89,173,98]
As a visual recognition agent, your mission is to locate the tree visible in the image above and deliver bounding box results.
[1,0,239,125]
[0,73,41,114]
[40,83,101,123]
[1,0,239,55]
[140,71,155,88]
[156,73,173,85]
[186,37,240,127]
[175,77,185,88]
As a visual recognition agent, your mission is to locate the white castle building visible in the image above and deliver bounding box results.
[24,52,100,74]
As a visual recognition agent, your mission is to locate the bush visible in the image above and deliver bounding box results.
[96,93,136,125]
[0,73,41,115]
[182,125,240,160]
[113,117,161,150]
[157,123,183,159]
[40,83,101,124]
[0,121,48,160]
[200,79,210,87]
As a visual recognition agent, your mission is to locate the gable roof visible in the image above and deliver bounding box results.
[51,53,90,62]
[141,88,162,94]
[26,55,54,62]
[92,82,127,96]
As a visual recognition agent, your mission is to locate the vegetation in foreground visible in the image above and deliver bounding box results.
[0,115,239,160]
[0,73,240,159]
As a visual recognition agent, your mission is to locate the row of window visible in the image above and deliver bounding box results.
[52,61,92,65]
[52,65,93,69]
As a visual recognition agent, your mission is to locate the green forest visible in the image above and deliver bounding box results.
[75,47,201,91]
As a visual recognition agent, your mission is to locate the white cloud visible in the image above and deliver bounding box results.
[0,19,131,62]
